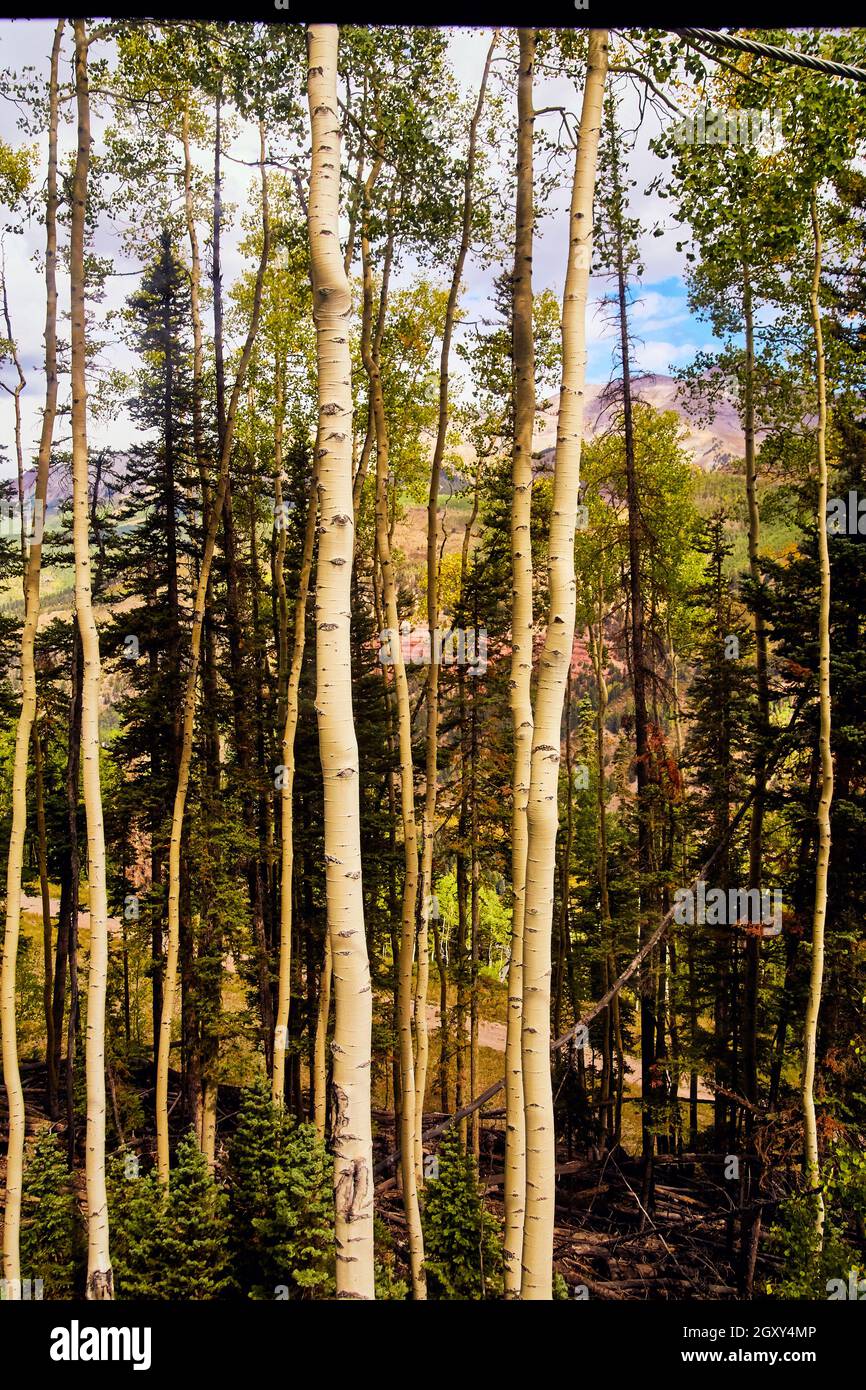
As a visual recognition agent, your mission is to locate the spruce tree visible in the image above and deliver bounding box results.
[226,1080,333,1298]
[19,1131,77,1299]
[104,229,195,1078]
[108,1135,231,1299]
[106,1153,163,1301]
[155,1132,232,1299]
[422,1129,503,1300]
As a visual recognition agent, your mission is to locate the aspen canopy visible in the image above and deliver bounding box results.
[1,15,866,1320]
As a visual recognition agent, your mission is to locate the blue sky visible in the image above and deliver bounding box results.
[0,21,720,479]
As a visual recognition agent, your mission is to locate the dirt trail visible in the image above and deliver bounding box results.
[18,903,713,1103]
[20,893,121,938]
[424,1004,713,1101]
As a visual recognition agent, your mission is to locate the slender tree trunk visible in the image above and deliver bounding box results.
[741,258,769,1109]
[273,373,289,728]
[58,630,83,1163]
[4,267,60,1116]
[212,102,273,1072]
[70,20,113,1299]
[469,626,481,1161]
[433,914,449,1113]
[370,542,403,1134]
[801,194,833,1244]
[555,670,575,1041]
[307,25,375,1299]
[360,200,427,1293]
[769,746,818,1108]
[0,264,26,556]
[455,701,470,1144]
[33,724,56,1111]
[313,933,332,1139]
[0,17,63,1299]
[155,124,270,1182]
[182,107,225,1147]
[591,594,615,1139]
[734,252,774,1292]
[181,106,208,512]
[363,264,427,1292]
[608,103,657,1200]
[415,34,498,1181]
[504,24,536,1297]
[520,30,608,1300]
[272,452,319,1104]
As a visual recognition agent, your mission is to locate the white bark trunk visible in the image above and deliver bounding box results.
[155,124,270,1182]
[307,23,375,1299]
[415,31,498,1181]
[71,19,113,1299]
[520,29,608,1300]
[361,212,427,1297]
[0,17,63,1302]
[801,193,832,1243]
[504,24,535,1299]
[272,453,319,1105]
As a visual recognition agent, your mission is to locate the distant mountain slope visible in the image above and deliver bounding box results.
[533,374,745,471]
[20,451,130,518]
[18,373,744,520]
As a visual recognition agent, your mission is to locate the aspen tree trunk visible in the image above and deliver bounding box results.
[251,501,274,1084]
[453,480,480,1143]
[0,268,26,555]
[366,300,427,1297]
[360,212,427,1295]
[34,726,56,1111]
[182,105,209,518]
[272,454,319,1104]
[183,104,223,1153]
[212,106,274,1075]
[554,671,575,1042]
[307,24,375,1299]
[590,591,618,1142]
[465,486,482,1161]
[69,20,113,1299]
[313,933,332,1139]
[1,265,58,1119]
[738,259,768,1287]
[351,401,375,521]
[273,373,289,730]
[60,632,83,1161]
[520,30,608,1300]
[769,747,818,1109]
[348,147,381,521]
[455,664,470,1143]
[199,1065,217,1166]
[802,194,832,1243]
[604,96,659,1199]
[504,25,536,1297]
[156,126,270,1182]
[370,540,403,1127]
[0,18,63,1299]
[741,256,769,1110]
[415,30,498,1180]
[2,268,58,1120]
[468,573,481,1159]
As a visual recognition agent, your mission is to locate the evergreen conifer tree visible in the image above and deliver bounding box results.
[226,1080,333,1298]
[422,1129,503,1300]
[19,1131,77,1299]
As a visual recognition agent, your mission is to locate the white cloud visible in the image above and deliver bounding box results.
[634,339,699,375]
[629,288,690,332]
